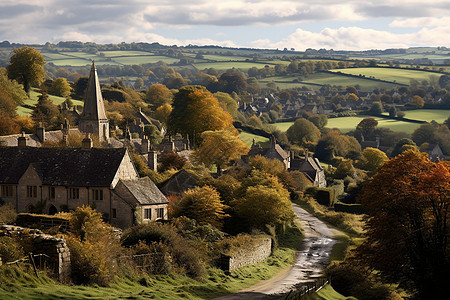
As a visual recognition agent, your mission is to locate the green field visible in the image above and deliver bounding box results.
[202,54,251,61]
[17,90,84,116]
[60,52,99,60]
[194,61,270,71]
[112,55,179,65]
[49,58,93,66]
[403,109,450,123]
[239,131,269,146]
[301,72,398,91]
[99,50,153,57]
[274,116,423,134]
[330,67,444,85]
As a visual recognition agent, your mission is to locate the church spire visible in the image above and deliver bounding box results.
[79,61,109,141]
[81,61,108,120]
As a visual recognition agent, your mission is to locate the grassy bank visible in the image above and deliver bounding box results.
[0,224,303,300]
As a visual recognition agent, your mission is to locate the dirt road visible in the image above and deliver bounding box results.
[213,204,343,300]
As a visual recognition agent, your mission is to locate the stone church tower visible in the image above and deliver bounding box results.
[79,61,109,141]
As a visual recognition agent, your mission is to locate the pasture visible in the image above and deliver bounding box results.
[17,89,84,116]
[239,131,269,146]
[273,116,423,134]
[111,55,179,65]
[330,67,444,85]
[301,72,398,91]
[402,109,450,123]
[193,61,271,71]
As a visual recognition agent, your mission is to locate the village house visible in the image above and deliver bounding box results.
[0,141,168,228]
[290,153,327,188]
[0,61,169,228]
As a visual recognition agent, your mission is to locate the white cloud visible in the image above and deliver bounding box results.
[267,25,450,51]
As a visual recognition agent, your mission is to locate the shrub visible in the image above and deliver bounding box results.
[0,203,17,224]
[121,223,206,279]
[0,236,24,263]
[326,262,394,300]
[66,206,123,286]
[305,187,335,206]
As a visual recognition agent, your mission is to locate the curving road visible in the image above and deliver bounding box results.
[213,204,343,300]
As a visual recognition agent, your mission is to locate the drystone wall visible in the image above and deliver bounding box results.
[220,237,272,271]
[0,225,71,283]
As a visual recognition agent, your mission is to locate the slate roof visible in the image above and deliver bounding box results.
[0,147,127,186]
[120,177,168,205]
[158,169,198,196]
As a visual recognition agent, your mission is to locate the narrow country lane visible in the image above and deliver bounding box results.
[213,204,344,300]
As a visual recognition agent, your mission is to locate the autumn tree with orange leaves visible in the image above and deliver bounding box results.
[168,85,235,146]
[357,150,449,299]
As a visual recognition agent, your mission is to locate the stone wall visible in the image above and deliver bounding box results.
[0,225,71,283]
[220,237,272,271]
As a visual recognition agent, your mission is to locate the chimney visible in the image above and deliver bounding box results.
[36,122,45,142]
[270,135,276,149]
[82,133,93,149]
[18,132,27,147]
[148,151,158,172]
[62,118,70,135]
[141,136,150,154]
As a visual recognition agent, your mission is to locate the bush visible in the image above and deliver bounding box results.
[0,203,17,224]
[66,206,124,286]
[326,262,394,300]
[121,223,206,279]
[305,187,335,206]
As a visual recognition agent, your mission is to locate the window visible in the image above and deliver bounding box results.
[69,188,79,199]
[1,185,13,197]
[27,185,37,198]
[112,208,117,219]
[156,208,164,219]
[93,189,103,201]
[49,187,55,201]
[144,208,151,220]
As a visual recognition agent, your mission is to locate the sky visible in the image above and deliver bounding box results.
[0,0,449,51]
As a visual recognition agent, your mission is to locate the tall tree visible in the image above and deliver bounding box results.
[7,46,46,94]
[192,130,249,174]
[51,77,72,98]
[145,83,173,109]
[168,86,235,145]
[357,151,449,299]
[286,118,321,145]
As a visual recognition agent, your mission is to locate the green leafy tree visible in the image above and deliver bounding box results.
[286,118,321,145]
[368,102,383,115]
[192,130,249,174]
[355,118,378,141]
[7,46,46,94]
[308,114,328,129]
[145,84,173,109]
[177,186,229,228]
[51,77,72,98]
[356,147,388,173]
[391,138,417,157]
[233,170,294,230]
[31,89,60,128]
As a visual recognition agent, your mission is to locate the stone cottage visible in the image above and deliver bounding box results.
[0,142,168,228]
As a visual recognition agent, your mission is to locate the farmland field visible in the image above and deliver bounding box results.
[330,67,444,85]
[202,55,251,61]
[18,90,84,116]
[273,116,423,134]
[239,131,269,146]
[193,61,271,71]
[111,55,179,65]
[402,109,450,123]
[301,72,398,91]
[49,58,93,66]
[99,50,153,57]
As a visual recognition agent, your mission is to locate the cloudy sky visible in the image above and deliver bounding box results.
[0,0,449,50]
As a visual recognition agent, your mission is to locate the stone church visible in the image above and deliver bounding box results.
[0,62,168,228]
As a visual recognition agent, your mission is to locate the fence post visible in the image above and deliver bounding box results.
[28,253,39,278]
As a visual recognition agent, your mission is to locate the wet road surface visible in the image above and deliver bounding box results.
[213,204,343,300]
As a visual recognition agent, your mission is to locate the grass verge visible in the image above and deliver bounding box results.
[0,224,303,300]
